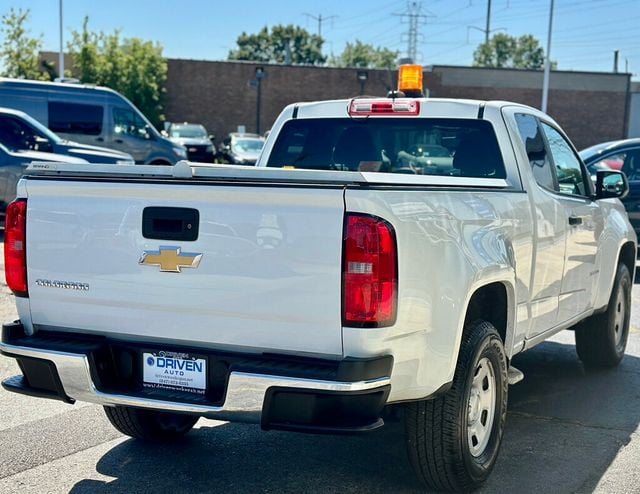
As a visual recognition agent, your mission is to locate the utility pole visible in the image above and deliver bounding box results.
[303,13,337,38]
[541,0,554,113]
[468,0,504,45]
[613,49,619,73]
[58,0,64,79]
[485,0,492,44]
[394,2,432,63]
[249,67,266,134]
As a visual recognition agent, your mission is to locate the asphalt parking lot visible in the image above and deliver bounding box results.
[0,249,639,493]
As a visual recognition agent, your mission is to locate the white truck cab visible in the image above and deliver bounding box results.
[1,66,635,492]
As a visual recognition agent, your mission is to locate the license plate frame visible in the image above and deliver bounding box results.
[142,350,207,395]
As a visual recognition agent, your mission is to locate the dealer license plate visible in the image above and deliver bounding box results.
[143,351,206,395]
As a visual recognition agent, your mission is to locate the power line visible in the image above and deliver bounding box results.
[330,0,405,29]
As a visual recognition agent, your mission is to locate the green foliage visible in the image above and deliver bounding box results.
[228,24,325,65]
[473,33,545,69]
[0,8,50,80]
[68,17,167,127]
[329,40,398,69]
[71,16,100,83]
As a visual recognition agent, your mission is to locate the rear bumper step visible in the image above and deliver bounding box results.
[1,322,392,433]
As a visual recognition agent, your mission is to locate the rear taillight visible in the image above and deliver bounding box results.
[5,199,27,296]
[343,214,397,327]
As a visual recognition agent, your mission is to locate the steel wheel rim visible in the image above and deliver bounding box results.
[467,357,496,457]
[613,286,626,349]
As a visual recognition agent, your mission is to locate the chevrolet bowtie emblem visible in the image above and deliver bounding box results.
[139,246,202,273]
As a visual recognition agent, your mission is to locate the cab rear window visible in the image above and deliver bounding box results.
[266,118,506,178]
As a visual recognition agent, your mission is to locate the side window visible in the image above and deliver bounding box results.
[588,152,626,174]
[621,150,640,180]
[113,107,151,140]
[0,115,36,151]
[590,150,640,180]
[48,101,103,136]
[514,113,555,191]
[541,122,587,196]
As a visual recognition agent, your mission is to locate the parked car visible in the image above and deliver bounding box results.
[0,107,134,164]
[165,122,216,162]
[0,142,87,221]
[0,78,186,165]
[580,138,640,236]
[218,132,265,165]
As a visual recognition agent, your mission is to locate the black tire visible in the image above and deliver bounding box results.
[104,406,199,441]
[575,263,631,369]
[405,321,508,492]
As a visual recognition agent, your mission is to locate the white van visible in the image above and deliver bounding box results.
[0,78,186,165]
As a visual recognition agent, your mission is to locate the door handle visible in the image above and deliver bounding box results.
[95,137,104,142]
[114,139,124,144]
[568,215,583,226]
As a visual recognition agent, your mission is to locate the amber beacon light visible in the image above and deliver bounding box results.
[398,64,424,97]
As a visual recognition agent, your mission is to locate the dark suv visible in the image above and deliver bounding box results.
[165,122,216,162]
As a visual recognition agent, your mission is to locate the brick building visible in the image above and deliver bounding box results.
[40,52,633,150]
[164,59,631,150]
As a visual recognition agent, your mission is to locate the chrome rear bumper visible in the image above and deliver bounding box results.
[0,341,391,425]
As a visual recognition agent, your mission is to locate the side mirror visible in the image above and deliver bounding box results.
[34,136,53,153]
[208,134,216,142]
[595,170,629,200]
[160,130,169,137]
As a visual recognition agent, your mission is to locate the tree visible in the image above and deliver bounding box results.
[68,17,167,128]
[473,33,545,69]
[0,8,50,80]
[228,25,325,65]
[70,16,100,83]
[329,40,398,69]
[513,34,546,70]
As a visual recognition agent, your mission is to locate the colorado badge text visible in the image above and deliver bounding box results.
[35,279,90,291]
[139,246,202,273]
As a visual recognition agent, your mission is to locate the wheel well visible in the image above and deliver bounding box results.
[618,241,636,279]
[464,283,508,344]
[149,159,172,166]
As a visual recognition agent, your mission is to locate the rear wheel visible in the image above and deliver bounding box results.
[405,321,508,492]
[575,263,631,369]
[104,406,198,441]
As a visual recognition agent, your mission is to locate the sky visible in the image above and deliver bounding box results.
[6,0,640,79]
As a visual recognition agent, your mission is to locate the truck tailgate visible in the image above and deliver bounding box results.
[24,179,345,357]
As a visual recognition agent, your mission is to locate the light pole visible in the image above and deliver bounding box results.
[254,67,265,134]
[357,70,368,96]
[541,0,555,113]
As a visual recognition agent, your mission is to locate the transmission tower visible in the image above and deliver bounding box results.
[394,2,433,63]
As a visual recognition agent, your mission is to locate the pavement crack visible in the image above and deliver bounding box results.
[508,410,635,434]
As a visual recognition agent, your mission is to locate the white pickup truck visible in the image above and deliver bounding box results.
[1,86,636,491]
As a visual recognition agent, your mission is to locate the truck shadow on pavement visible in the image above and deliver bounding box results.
[70,339,640,494]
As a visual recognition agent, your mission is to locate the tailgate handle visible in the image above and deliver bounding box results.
[142,207,199,241]
[568,215,583,226]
